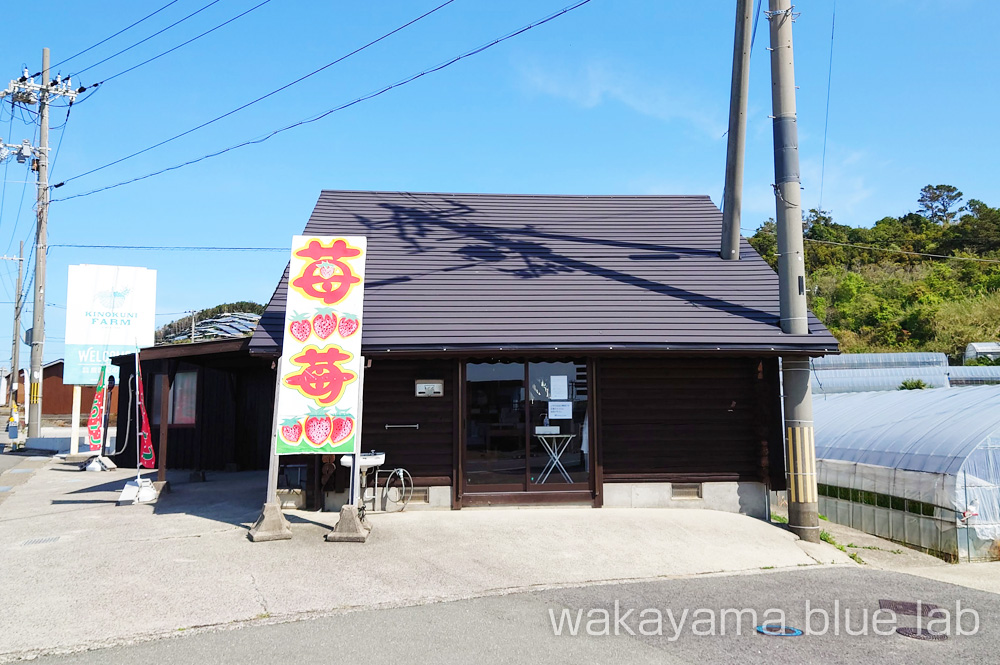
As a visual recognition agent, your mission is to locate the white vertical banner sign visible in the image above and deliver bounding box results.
[64,265,156,455]
[64,265,157,385]
[274,236,366,456]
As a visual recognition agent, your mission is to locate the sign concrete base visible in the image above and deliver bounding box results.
[248,502,292,542]
[325,504,371,543]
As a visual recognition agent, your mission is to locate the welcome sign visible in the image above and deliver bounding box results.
[64,265,157,385]
[274,236,366,455]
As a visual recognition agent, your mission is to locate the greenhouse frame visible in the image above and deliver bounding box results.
[812,385,1000,562]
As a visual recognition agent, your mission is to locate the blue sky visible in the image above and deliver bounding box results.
[0,0,997,366]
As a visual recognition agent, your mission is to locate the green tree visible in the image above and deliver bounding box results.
[918,184,964,227]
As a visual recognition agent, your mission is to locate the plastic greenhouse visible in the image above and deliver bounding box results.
[812,386,1000,562]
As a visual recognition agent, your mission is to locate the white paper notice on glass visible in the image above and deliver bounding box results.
[550,375,568,400]
[548,401,573,419]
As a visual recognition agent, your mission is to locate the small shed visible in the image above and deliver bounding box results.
[111,339,274,473]
[813,386,1000,561]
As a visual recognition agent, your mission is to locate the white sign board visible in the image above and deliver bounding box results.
[548,401,573,420]
[64,265,157,385]
[274,236,367,455]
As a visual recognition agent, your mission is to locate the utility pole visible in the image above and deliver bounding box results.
[767,0,819,543]
[187,310,197,342]
[10,243,23,407]
[28,48,50,438]
[0,50,78,437]
[720,0,753,260]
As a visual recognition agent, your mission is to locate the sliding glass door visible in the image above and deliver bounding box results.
[464,360,590,494]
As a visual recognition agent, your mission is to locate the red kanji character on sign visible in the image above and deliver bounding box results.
[290,238,363,305]
[284,345,357,406]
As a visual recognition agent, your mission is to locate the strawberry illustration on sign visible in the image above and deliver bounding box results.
[330,410,355,444]
[276,235,366,456]
[289,313,311,342]
[280,418,303,445]
[304,409,332,447]
[337,314,359,338]
[312,309,338,340]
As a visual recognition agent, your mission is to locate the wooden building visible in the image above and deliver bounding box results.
[244,190,839,516]
[5,361,118,418]
[111,339,273,473]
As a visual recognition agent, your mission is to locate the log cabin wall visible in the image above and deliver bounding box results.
[112,355,273,472]
[360,357,457,486]
[597,356,784,487]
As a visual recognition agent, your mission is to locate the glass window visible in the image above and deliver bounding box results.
[465,362,526,487]
[527,361,589,486]
[150,371,197,425]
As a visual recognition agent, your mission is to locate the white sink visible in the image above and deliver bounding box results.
[341,452,385,469]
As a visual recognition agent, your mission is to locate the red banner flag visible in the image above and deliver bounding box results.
[136,362,155,469]
[86,366,107,452]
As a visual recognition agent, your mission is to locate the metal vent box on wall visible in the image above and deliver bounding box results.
[415,380,444,397]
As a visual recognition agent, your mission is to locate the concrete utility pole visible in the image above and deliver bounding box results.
[767,0,818,543]
[0,50,79,437]
[720,0,754,260]
[28,48,50,437]
[187,310,197,343]
[10,242,23,407]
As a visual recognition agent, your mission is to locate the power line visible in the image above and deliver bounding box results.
[49,244,286,251]
[70,0,226,78]
[91,0,273,87]
[52,0,594,202]
[750,0,764,52]
[48,0,183,71]
[818,1,836,210]
[804,238,1000,264]
[55,0,459,189]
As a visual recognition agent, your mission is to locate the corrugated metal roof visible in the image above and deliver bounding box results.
[812,368,951,394]
[812,352,948,370]
[250,190,839,355]
[814,386,1000,475]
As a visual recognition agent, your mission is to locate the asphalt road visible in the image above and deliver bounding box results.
[22,567,999,665]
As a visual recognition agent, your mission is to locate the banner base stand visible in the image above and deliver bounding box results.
[117,477,158,505]
[79,455,117,472]
[248,502,292,542]
[325,504,371,543]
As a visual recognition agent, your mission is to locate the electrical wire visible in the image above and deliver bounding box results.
[70,0,226,78]
[0,98,16,297]
[47,0,183,72]
[750,0,764,52]
[48,106,73,178]
[54,0,459,189]
[49,244,285,251]
[92,0,273,86]
[52,0,594,203]
[3,125,37,257]
[818,1,836,210]
[803,238,1000,264]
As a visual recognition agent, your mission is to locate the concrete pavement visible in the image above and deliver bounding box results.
[17,567,1000,665]
[0,458,851,662]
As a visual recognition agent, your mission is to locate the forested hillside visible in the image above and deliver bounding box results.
[748,185,1000,360]
[155,301,264,344]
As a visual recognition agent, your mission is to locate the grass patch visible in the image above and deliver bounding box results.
[818,514,829,521]
[770,513,788,524]
[761,566,775,570]
[849,552,866,564]
[820,530,835,545]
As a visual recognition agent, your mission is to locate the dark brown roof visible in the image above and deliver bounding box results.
[250,190,839,356]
